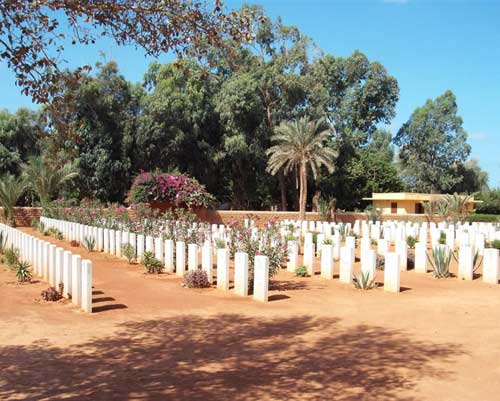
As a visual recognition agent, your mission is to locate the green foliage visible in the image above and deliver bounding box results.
[427,246,452,278]
[183,269,210,288]
[122,243,136,264]
[365,205,382,223]
[141,251,163,274]
[371,239,378,246]
[83,236,96,252]
[323,239,333,245]
[215,239,226,249]
[295,265,309,277]
[0,174,27,226]
[486,240,500,250]
[406,235,417,249]
[318,197,335,221]
[353,271,377,290]
[438,232,447,245]
[475,188,500,215]
[376,254,385,270]
[467,214,500,223]
[395,90,470,193]
[4,246,20,268]
[15,260,32,283]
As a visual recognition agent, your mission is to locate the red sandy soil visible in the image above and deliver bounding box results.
[1,227,500,401]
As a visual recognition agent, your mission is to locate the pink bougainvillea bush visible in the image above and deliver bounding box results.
[126,172,215,208]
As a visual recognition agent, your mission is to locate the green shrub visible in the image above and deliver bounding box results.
[15,261,32,283]
[83,236,96,252]
[295,265,309,277]
[371,239,378,246]
[486,239,500,250]
[215,239,226,249]
[467,213,500,223]
[122,243,136,264]
[428,246,452,278]
[183,269,210,288]
[353,271,376,290]
[31,219,39,230]
[4,247,19,268]
[438,232,447,245]
[406,235,417,249]
[285,234,297,241]
[323,239,333,245]
[376,254,385,270]
[0,232,7,254]
[141,251,163,274]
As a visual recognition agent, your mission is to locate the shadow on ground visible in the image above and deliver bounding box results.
[0,314,462,401]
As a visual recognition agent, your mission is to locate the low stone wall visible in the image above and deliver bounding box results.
[0,207,42,227]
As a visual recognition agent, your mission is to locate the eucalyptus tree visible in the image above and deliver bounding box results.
[266,117,336,219]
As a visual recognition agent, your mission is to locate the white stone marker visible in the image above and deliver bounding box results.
[109,230,116,255]
[188,244,199,271]
[458,245,474,281]
[378,239,389,256]
[384,252,400,293]
[62,250,72,298]
[201,244,213,284]
[164,239,174,273]
[234,252,249,296]
[145,236,154,253]
[320,243,334,279]
[103,229,110,253]
[286,241,299,272]
[303,242,315,276]
[253,255,269,302]
[81,259,93,313]
[339,246,354,284]
[42,242,49,281]
[333,236,340,261]
[395,240,408,271]
[97,228,104,251]
[361,249,377,280]
[483,248,499,285]
[137,234,145,258]
[115,231,122,258]
[414,242,427,273]
[216,248,230,291]
[175,241,186,276]
[37,240,43,277]
[71,255,82,306]
[346,236,356,250]
[48,244,56,287]
[154,237,163,263]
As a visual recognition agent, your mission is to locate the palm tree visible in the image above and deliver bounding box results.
[266,117,337,220]
[443,193,472,224]
[23,156,78,205]
[0,174,27,226]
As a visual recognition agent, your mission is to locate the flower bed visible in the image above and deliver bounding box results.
[126,172,215,208]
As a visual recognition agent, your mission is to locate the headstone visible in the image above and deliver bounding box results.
[216,248,230,291]
[234,252,249,296]
[320,244,334,279]
[384,252,400,293]
[483,248,499,285]
[253,255,269,302]
[339,246,354,284]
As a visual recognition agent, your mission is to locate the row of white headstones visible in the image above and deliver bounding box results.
[0,223,93,313]
[40,217,269,302]
[40,217,500,296]
[282,219,499,287]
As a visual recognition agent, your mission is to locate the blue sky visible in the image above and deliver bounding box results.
[1,0,499,186]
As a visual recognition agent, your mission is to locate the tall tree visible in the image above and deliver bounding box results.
[450,158,489,194]
[394,90,471,193]
[0,174,27,226]
[266,117,336,219]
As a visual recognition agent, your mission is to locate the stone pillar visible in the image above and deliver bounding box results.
[97,228,104,252]
[361,249,376,280]
[164,239,174,273]
[154,237,163,263]
[216,248,230,291]
[201,244,213,284]
[175,241,186,276]
[109,230,116,256]
[333,235,340,261]
[346,236,356,250]
[62,250,72,298]
[103,228,110,253]
[128,233,137,258]
[253,255,269,302]
[414,242,427,273]
[384,252,400,293]
[339,246,354,284]
[320,243,334,279]
[145,235,154,253]
[48,244,56,287]
[303,242,315,276]
[458,245,474,281]
[81,259,93,313]
[234,252,249,296]
[71,255,82,306]
[483,248,499,285]
[377,239,388,256]
[115,231,122,258]
[188,244,199,271]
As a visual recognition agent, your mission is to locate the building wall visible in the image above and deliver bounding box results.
[373,200,423,215]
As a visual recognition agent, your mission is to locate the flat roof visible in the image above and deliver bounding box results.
[362,192,476,202]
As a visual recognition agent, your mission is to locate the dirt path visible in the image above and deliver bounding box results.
[1,227,500,401]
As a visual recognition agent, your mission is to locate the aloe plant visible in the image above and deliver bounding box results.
[15,261,32,283]
[353,271,377,290]
[427,246,452,278]
[82,236,96,252]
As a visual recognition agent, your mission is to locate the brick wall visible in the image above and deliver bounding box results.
[0,207,42,227]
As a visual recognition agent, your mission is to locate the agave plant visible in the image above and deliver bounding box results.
[427,246,452,278]
[353,271,377,290]
[82,236,96,252]
[15,260,32,283]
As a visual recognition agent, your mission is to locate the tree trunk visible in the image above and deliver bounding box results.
[279,171,287,211]
[299,162,307,220]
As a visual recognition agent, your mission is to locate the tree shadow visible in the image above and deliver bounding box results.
[0,314,463,401]
[269,280,310,291]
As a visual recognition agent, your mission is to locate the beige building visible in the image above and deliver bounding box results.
[363,192,476,215]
